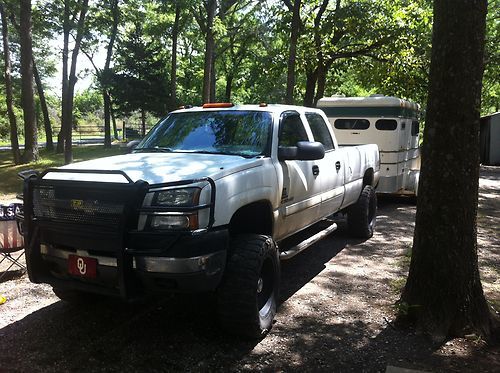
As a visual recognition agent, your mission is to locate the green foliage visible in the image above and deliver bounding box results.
[482,0,500,114]
[1,0,498,151]
[110,20,169,116]
[73,88,103,127]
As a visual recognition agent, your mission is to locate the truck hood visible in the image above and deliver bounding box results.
[43,152,263,185]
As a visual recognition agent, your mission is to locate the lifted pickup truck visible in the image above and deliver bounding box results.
[20,103,379,338]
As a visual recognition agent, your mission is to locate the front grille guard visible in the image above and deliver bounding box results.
[21,168,217,298]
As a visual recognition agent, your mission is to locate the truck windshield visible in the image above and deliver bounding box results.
[136,110,272,157]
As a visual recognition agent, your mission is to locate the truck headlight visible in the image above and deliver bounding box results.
[152,188,200,206]
[151,213,199,230]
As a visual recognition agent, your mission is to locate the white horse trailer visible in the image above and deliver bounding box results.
[317,95,421,196]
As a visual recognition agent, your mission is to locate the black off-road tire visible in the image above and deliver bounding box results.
[347,185,377,238]
[217,234,280,339]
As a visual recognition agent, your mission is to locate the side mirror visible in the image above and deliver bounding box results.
[278,141,325,161]
[127,139,141,153]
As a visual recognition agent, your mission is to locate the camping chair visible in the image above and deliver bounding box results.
[0,203,26,282]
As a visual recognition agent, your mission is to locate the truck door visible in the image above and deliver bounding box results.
[305,112,345,217]
[276,111,322,240]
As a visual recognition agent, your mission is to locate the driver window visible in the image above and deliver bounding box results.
[279,113,309,146]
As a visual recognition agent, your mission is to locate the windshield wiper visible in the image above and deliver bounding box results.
[134,147,173,153]
[192,150,259,159]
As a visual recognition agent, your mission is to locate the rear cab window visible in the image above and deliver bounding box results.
[306,113,334,151]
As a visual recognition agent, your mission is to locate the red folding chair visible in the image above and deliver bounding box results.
[0,203,26,282]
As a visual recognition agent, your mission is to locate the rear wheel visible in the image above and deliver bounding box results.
[217,234,280,338]
[347,185,377,238]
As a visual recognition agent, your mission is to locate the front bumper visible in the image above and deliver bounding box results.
[31,229,228,298]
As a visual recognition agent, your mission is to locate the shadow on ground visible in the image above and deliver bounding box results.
[1,174,499,372]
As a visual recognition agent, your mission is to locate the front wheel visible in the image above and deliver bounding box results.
[347,185,377,238]
[217,234,280,338]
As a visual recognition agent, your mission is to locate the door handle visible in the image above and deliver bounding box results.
[312,165,320,176]
[335,161,341,171]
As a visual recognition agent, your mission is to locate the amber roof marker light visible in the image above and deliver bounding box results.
[202,103,234,108]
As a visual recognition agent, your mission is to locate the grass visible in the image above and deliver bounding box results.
[0,145,126,199]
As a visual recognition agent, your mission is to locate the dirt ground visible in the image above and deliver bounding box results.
[0,167,498,372]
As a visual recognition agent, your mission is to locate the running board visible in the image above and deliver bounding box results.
[279,222,338,260]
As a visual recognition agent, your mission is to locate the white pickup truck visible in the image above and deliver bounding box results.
[21,103,379,338]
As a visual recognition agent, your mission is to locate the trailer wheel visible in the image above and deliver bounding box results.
[217,234,280,339]
[347,185,377,238]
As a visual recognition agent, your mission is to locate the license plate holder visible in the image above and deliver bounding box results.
[68,255,97,279]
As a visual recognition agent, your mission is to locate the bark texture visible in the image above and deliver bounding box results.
[401,0,491,341]
[58,0,89,164]
[19,0,38,163]
[103,0,119,147]
[202,0,216,103]
[0,2,21,164]
[169,2,180,110]
[284,0,301,105]
[33,59,53,151]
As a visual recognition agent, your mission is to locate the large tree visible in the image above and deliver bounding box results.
[401,0,492,341]
[283,0,302,104]
[0,1,21,164]
[9,4,55,152]
[82,0,120,147]
[57,0,89,164]
[19,0,38,162]
[110,22,169,135]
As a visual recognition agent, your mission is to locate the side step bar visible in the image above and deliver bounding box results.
[279,222,338,260]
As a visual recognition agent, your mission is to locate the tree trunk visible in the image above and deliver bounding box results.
[103,92,112,146]
[202,0,216,103]
[57,0,70,154]
[33,58,53,151]
[314,62,328,107]
[110,101,118,139]
[169,2,180,110]
[303,68,317,107]
[62,0,89,164]
[103,0,119,147]
[140,107,146,137]
[401,0,491,341]
[224,73,233,102]
[19,0,38,163]
[285,0,301,105]
[0,2,21,164]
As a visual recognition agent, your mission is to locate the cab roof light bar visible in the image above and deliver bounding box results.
[202,102,234,108]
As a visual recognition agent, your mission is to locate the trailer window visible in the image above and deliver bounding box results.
[306,113,334,150]
[376,119,397,131]
[334,119,370,130]
[411,120,419,136]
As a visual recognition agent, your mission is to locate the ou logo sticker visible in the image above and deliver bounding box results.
[77,258,87,275]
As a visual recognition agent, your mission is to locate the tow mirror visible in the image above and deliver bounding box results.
[278,141,325,161]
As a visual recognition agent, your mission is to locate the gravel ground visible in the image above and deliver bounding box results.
[0,166,498,372]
